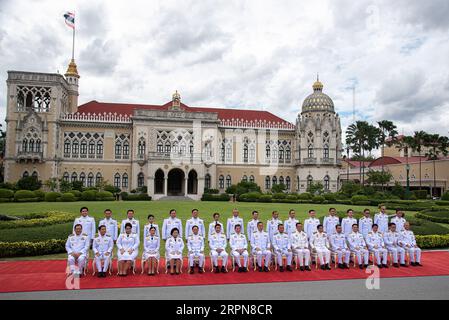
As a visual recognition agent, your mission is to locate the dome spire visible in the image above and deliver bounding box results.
[313,74,323,92]
[65,59,79,78]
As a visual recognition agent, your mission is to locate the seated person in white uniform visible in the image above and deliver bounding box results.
[93,225,113,277]
[399,222,422,266]
[142,226,160,275]
[165,228,184,275]
[251,221,271,272]
[117,222,139,276]
[187,225,205,274]
[65,223,89,276]
[209,223,229,273]
[230,224,249,272]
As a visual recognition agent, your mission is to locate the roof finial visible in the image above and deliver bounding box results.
[317,73,319,82]
[312,74,323,92]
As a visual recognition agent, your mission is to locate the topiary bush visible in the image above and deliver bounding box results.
[69,190,82,200]
[14,190,38,202]
[238,192,261,202]
[60,192,76,202]
[33,190,45,201]
[0,188,14,199]
[97,191,114,201]
[122,193,151,201]
[0,211,76,229]
[45,191,61,202]
[201,193,230,201]
[416,235,449,249]
[272,193,287,200]
[258,194,273,203]
[297,193,313,200]
[442,191,449,201]
[312,195,325,203]
[0,239,67,258]
[81,190,97,201]
[323,193,336,202]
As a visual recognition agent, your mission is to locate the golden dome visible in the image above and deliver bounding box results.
[65,59,80,78]
[302,76,334,113]
[312,74,323,91]
[172,90,181,101]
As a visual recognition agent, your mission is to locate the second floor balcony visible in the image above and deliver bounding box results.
[16,151,44,163]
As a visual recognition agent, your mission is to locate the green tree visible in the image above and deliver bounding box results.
[424,134,449,197]
[226,181,261,196]
[366,170,393,186]
[16,176,42,191]
[377,120,398,190]
[44,178,58,191]
[306,181,324,195]
[271,183,286,193]
[407,131,428,190]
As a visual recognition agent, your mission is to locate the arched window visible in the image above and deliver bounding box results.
[220,142,225,162]
[71,172,78,183]
[63,172,70,182]
[35,139,41,153]
[138,138,146,157]
[205,174,211,190]
[95,172,102,185]
[272,176,277,186]
[219,175,225,189]
[189,140,194,154]
[80,140,87,158]
[22,139,28,152]
[123,141,130,159]
[115,141,122,159]
[114,173,121,188]
[324,175,330,191]
[22,171,29,178]
[265,144,271,161]
[308,144,314,158]
[265,176,271,190]
[307,175,313,188]
[249,175,255,183]
[243,143,249,163]
[79,172,86,185]
[29,139,35,153]
[279,176,284,186]
[323,144,330,159]
[249,144,256,163]
[279,146,284,162]
[242,175,248,182]
[122,173,128,188]
[225,143,232,162]
[137,172,145,188]
[286,176,291,190]
[89,140,95,157]
[164,141,171,153]
[72,139,79,157]
[285,146,291,163]
[96,140,103,157]
[226,175,232,188]
[87,172,94,187]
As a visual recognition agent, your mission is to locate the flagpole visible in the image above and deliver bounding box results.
[72,11,75,60]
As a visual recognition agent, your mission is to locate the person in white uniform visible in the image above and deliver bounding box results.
[226,208,244,240]
[384,222,406,268]
[98,209,118,243]
[304,210,321,239]
[310,224,331,270]
[358,209,373,238]
[374,205,389,234]
[341,209,358,236]
[208,212,224,239]
[390,209,407,232]
[366,224,388,268]
[187,225,205,274]
[247,210,259,243]
[251,221,271,272]
[209,224,228,273]
[142,226,160,275]
[272,224,293,272]
[120,209,140,236]
[230,224,249,272]
[347,224,369,269]
[330,224,350,269]
[73,206,96,245]
[185,209,205,239]
[399,222,422,266]
[323,208,340,237]
[284,209,299,236]
[266,210,282,242]
[93,225,113,277]
[165,228,184,275]
[290,222,311,271]
[143,214,160,239]
[65,224,89,276]
[162,209,183,240]
[117,222,139,276]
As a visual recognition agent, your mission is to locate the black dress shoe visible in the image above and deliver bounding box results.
[359,264,364,269]
[410,262,416,266]
[320,265,325,270]
[344,264,350,269]
[377,264,383,269]
[286,265,293,272]
[383,264,389,268]
[400,263,407,267]
[215,267,220,273]
[364,264,369,268]
[415,262,422,266]
[300,266,305,271]
[393,263,399,268]
[221,266,226,273]
[326,264,331,270]
[338,263,343,269]
[97,273,102,278]
[238,267,243,273]
[258,266,263,272]
[243,267,248,272]
[279,266,284,272]
[198,267,204,274]
[264,266,269,272]
[305,266,312,271]
[190,267,195,274]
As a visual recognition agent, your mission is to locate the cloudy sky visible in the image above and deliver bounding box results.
[1,0,448,139]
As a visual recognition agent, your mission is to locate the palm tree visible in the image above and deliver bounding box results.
[407,131,428,190]
[377,120,398,190]
[424,134,449,197]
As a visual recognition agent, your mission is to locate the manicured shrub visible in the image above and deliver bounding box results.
[323,193,336,202]
[0,188,14,199]
[297,193,313,200]
[45,192,61,202]
[33,190,45,201]
[415,235,449,249]
[415,208,449,224]
[0,211,75,229]
[120,192,129,200]
[14,190,36,201]
[286,194,298,201]
[238,192,261,202]
[272,193,287,199]
[60,192,76,202]
[69,190,82,199]
[351,195,369,203]
[258,195,273,203]
[442,191,449,201]
[97,191,114,200]
[201,193,230,201]
[122,193,151,201]
[81,190,97,201]
[0,239,66,258]
[435,200,449,207]
[312,195,325,203]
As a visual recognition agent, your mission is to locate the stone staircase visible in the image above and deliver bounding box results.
[156,196,194,201]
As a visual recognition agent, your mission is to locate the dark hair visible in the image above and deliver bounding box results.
[257,221,263,226]
[234,224,241,229]
[147,214,154,219]
[317,224,323,229]
[98,225,106,231]
[192,209,198,213]
[346,209,353,213]
[127,209,134,214]
[364,208,370,213]
[171,228,179,235]
[389,222,396,227]
[215,223,221,229]
[296,222,302,226]
[272,210,278,215]
[372,224,378,228]
[308,209,315,214]
[80,207,88,212]
[104,209,112,213]
[395,209,401,213]
[213,212,220,218]
[252,210,258,215]
[277,223,284,229]
[289,209,295,214]
[329,208,336,212]
[125,223,132,229]
[352,223,358,228]
[169,209,176,214]
[74,223,82,229]
[335,224,341,229]
[149,226,156,231]
[192,225,199,230]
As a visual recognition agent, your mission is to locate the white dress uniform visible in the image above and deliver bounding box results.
[272,232,293,267]
[247,219,259,242]
[187,234,205,267]
[347,231,369,265]
[310,231,331,265]
[398,230,421,264]
[341,217,358,236]
[374,212,389,233]
[284,217,299,236]
[390,216,407,232]
[120,218,140,236]
[230,232,249,268]
[366,231,388,264]
[323,215,340,236]
[93,234,113,272]
[226,216,244,240]
[209,232,229,267]
[358,216,373,238]
[165,236,184,260]
[266,218,282,242]
[98,218,118,241]
[73,216,96,241]
[162,217,183,240]
[330,232,350,264]
[143,223,160,239]
[384,231,405,264]
[251,230,272,268]
[65,233,90,274]
[290,230,310,266]
[117,233,139,261]
[208,221,224,239]
[185,217,206,239]
[143,235,160,260]
[304,217,321,239]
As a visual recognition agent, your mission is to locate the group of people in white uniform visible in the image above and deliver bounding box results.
[65,205,422,277]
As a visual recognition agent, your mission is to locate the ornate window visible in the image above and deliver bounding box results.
[219,175,225,189]
[279,176,284,186]
[323,144,330,159]
[205,174,211,189]
[80,140,87,158]
[96,140,103,158]
[307,175,313,188]
[22,171,29,178]
[265,176,271,189]
[63,132,104,159]
[87,172,94,187]
[307,132,314,158]
[122,173,128,188]
[63,172,70,182]
[114,173,121,188]
[138,138,146,158]
[265,143,271,162]
[272,176,277,186]
[115,141,122,158]
[71,172,78,183]
[220,142,225,162]
[95,172,102,185]
[115,134,130,159]
[31,171,38,178]
[88,140,95,158]
[249,175,255,183]
[242,175,248,182]
[243,138,249,163]
[157,140,164,153]
[279,145,284,162]
[16,86,51,112]
[137,172,145,188]
[324,175,330,190]
[123,140,130,159]
[79,172,86,185]
[285,146,291,163]
[286,176,291,190]
[308,144,314,158]
[226,175,232,188]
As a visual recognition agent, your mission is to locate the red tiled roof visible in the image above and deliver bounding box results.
[77,100,292,125]
[369,156,444,167]
[343,159,373,168]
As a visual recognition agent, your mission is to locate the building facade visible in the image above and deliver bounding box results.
[3,61,343,199]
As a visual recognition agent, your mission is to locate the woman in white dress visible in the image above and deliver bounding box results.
[117,222,139,276]
[165,228,184,275]
[142,226,160,275]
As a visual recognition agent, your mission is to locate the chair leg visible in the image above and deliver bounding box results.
[141,259,145,274]
[92,259,96,276]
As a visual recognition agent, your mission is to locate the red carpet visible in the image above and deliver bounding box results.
[0,251,448,293]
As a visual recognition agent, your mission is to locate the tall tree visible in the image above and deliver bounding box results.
[407,131,428,190]
[377,120,398,190]
[424,134,449,197]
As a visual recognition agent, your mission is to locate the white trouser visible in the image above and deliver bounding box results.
[276,249,293,266]
[188,252,205,267]
[314,248,330,265]
[387,246,405,264]
[332,248,350,264]
[253,249,271,267]
[232,249,249,267]
[211,250,228,267]
[352,248,369,265]
[94,252,111,272]
[68,254,86,274]
[404,246,421,263]
[293,248,310,266]
[370,247,388,264]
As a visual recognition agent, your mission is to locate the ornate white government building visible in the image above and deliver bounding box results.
[3,60,343,199]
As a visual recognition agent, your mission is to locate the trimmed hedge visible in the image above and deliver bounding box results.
[0,188,14,199]
[413,190,428,200]
[201,193,231,201]
[416,209,449,224]
[238,192,262,202]
[416,235,449,249]
[81,190,97,201]
[97,191,114,201]
[122,193,152,201]
[45,192,61,202]
[60,192,76,202]
[0,211,76,229]
[14,190,36,201]
[297,193,312,200]
[0,239,66,258]
[33,190,45,201]
[258,195,273,203]
[312,195,325,204]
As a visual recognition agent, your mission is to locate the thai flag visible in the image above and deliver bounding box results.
[63,12,75,29]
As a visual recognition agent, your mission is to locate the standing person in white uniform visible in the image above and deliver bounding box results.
[185,209,205,239]
[266,210,282,242]
[120,209,140,236]
[247,211,259,243]
[98,209,118,243]
[226,208,244,240]
[323,207,340,237]
[304,210,320,239]
[73,206,96,246]
[390,209,407,232]
[284,209,299,236]
[208,212,224,239]
[374,205,389,234]
[359,209,373,238]
[162,209,183,240]
[117,222,139,276]
[143,214,160,239]
[341,209,358,236]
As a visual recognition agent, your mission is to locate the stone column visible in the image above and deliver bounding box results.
[164,177,168,196]
[185,177,188,196]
